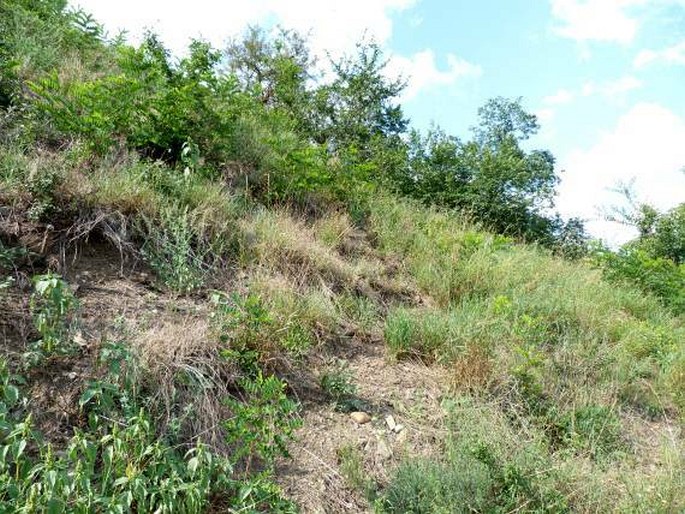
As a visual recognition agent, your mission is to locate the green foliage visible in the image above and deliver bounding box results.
[317,42,408,152]
[223,372,301,470]
[379,398,569,514]
[0,240,28,272]
[551,405,623,459]
[469,442,569,513]
[0,412,233,513]
[28,273,78,360]
[646,203,685,264]
[212,290,315,372]
[384,308,453,361]
[1,329,298,514]
[319,359,364,413]
[0,0,107,109]
[79,341,140,425]
[29,34,239,162]
[139,206,209,293]
[0,354,235,513]
[212,291,273,374]
[225,25,315,131]
[26,163,61,221]
[394,98,569,246]
[598,196,685,313]
[595,246,685,314]
[337,444,377,499]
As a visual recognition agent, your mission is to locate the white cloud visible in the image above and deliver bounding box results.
[71,0,481,100]
[536,108,557,123]
[634,40,685,68]
[557,103,685,245]
[388,51,482,101]
[550,0,648,44]
[538,75,641,129]
[71,0,416,58]
[543,89,575,105]
[581,75,642,96]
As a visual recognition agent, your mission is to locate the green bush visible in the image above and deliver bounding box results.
[320,359,365,413]
[28,36,239,163]
[223,372,301,471]
[212,290,316,371]
[26,163,62,221]
[596,247,685,314]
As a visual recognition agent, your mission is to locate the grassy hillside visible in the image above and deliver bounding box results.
[1,2,683,512]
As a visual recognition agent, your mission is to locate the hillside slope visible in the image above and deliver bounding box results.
[2,155,684,511]
[1,2,684,512]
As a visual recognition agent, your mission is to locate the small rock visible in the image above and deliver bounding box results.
[66,372,77,380]
[393,423,404,433]
[385,415,396,431]
[350,411,371,424]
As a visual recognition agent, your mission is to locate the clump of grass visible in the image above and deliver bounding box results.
[384,308,452,361]
[319,359,366,413]
[335,291,381,334]
[378,396,569,513]
[337,444,377,499]
[312,210,354,251]
[551,404,624,459]
[240,207,382,292]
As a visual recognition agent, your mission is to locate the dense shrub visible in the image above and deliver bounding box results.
[595,246,685,315]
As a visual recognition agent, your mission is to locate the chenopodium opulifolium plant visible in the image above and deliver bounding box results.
[223,371,301,471]
[28,273,78,362]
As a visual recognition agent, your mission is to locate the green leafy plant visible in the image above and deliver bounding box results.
[28,273,78,362]
[595,246,685,315]
[0,240,27,272]
[80,341,140,425]
[140,206,208,293]
[551,405,623,459]
[470,443,569,513]
[223,372,301,471]
[320,359,364,412]
[27,165,61,221]
[212,291,272,374]
[0,348,297,513]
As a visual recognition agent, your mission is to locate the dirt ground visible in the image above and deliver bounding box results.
[277,338,449,513]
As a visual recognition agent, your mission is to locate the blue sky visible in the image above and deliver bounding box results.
[72,0,685,244]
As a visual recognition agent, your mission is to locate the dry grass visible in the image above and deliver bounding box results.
[133,317,238,450]
[451,346,493,393]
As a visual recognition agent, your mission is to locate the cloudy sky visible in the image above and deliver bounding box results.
[71,0,685,245]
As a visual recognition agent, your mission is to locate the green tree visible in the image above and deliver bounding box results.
[225,26,317,134]
[396,98,563,244]
[317,42,408,152]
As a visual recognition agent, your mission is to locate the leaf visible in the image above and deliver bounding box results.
[13,439,26,459]
[113,476,129,487]
[79,386,98,407]
[187,456,199,475]
[46,498,65,514]
[238,484,253,503]
[4,385,19,406]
